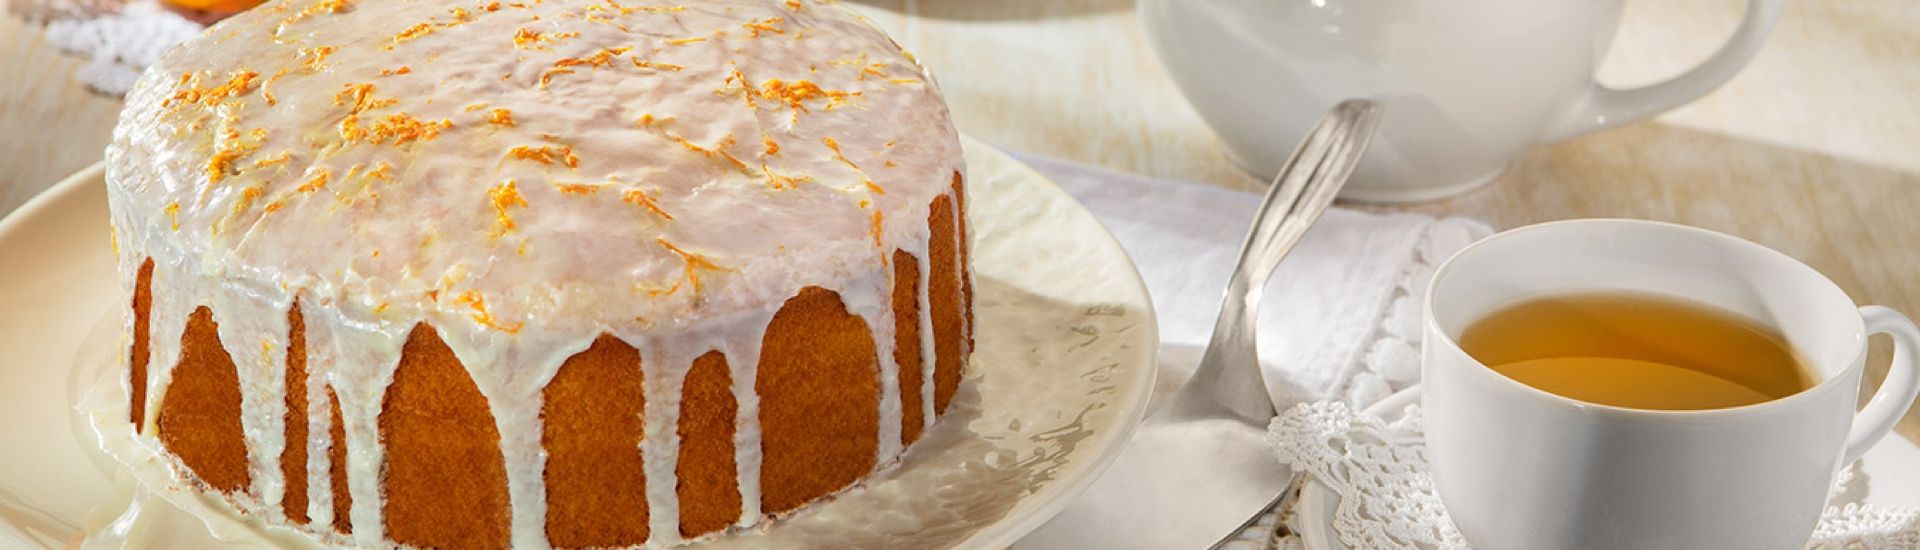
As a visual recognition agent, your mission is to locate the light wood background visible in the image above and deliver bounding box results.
[6,1,1920,437]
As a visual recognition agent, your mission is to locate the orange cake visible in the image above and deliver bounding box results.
[104,0,973,547]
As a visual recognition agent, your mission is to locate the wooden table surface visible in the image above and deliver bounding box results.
[6,1,1920,436]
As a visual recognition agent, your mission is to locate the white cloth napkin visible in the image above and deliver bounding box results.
[1010,152,1493,408]
[1007,152,1491,548]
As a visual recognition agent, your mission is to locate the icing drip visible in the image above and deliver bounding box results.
[208,281,293,517]
[301,358,333,530]
[725,316,773,528]
[854,268,906,465]
[916,246,938,435]
[635,331,696,546]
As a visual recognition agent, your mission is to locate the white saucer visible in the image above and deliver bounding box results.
[1295,387,1920,550]
[0,136,1160,549]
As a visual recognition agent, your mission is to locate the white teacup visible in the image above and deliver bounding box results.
[1141,0,1783,202]
[1422,219,1920,549]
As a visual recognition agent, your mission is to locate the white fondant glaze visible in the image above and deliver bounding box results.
[301,354,334,531]
[105,0,968,547]
[723,312,774,528]
[849,265,905,465]
[205,282,293,519]
[957,176,978,356]
[916,247,938,435]
[139,261,189,439]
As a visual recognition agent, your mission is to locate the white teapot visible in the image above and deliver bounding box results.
[1141,0,1781,201]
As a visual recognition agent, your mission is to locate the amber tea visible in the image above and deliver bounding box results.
[1459,292,1816,411]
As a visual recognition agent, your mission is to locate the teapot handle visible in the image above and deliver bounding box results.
[1541,0,1784,143]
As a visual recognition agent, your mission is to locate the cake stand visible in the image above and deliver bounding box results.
[0,136,1159,549]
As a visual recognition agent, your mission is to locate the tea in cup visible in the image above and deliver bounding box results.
[1423,219,1920,549]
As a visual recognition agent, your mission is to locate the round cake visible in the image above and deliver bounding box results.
[105,0,973,547]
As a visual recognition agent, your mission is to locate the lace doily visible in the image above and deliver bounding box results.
[1269,401,1920,549]
[10,0,204,95]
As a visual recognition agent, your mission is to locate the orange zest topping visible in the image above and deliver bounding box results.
[455,290,523,333]
[379,65,413,76]
[669,133,748,171]
[253,151,292,168]
[297,169,331,193]
[555,47,632,70]
[166,70,260,108]
[601,0,686,14]
[656,238,726,294]
[538,67,575,89]
[389,22,434,46]
[276,0,351,37]
[505,145,579,168]
[666,37,707,45]
[361,113,452,145]
[512,27,542,48]
[488,179,528,237]
[206,127,267,184]
[338,115,364,142]
[630,59,685,71]
[365,161,394,180]
[761,163,813,190]
[482,1,500,11]
[232,186,264,218]
[553,182,601,195]
[298,46,336,72]
[488,108,515,126]
[864,180,886,195]
[786,0,803,10]
[742,17,785,37]
[763,133,780,156]
[622,189,673,220]
[643,279,683,297]
[869,210,884,247]
[333,83,396,114]
[164,201,181,231]
[759,79,859,111]
[262,68,288,106]
[513,28,578,49]
[821,136,859,170]
[720,64,750,95]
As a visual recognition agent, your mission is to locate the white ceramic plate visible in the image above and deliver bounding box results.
[1296,387,1920,550]
[0,136,1158,549]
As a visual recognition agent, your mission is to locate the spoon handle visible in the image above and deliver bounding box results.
[1168,99,1384,425]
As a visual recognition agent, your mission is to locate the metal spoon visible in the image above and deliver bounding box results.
[1020,99,1382,549]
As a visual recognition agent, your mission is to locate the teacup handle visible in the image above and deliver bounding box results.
[1843,306,1920,464]
[1541,0,1785,143]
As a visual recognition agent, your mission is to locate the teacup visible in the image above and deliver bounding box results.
[1141,0,1782,202]
[1422,219,1920,549]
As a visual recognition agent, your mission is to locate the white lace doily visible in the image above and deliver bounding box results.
[11,0,203,95]
[1269,400,1920,549]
